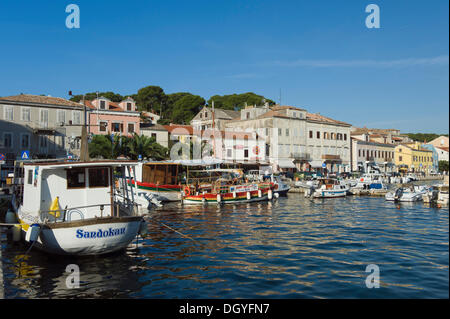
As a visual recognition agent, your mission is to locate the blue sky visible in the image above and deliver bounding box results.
[0,0,448,133]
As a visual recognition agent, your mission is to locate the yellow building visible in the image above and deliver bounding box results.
[395,143,433,174]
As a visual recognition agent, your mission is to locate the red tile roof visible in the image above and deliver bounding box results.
[163,124,193,135]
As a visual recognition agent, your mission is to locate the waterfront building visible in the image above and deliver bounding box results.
[350,136,396,173]
[350,127,413,145]
[140,123,169,148]
[221,104,351,173]
[435,146,449,162]
[427,135,449,149]
[85,96,141,136]
[394,143,434,174]
[200,129,268,165]
[420,144,440,173]
[0,94,85,182]
[190,105,240,131]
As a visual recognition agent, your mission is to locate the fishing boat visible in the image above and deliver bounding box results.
[182,181,276,204]
[8,160,147,256]
[306,178,349,198]
[126,162,182,207]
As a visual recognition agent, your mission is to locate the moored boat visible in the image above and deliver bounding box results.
[9,160,147,256]
[182,181,276,205]
[126,162,183,207]
[306,178,349,198]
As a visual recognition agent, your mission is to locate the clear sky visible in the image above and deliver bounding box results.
[0,0,448,133]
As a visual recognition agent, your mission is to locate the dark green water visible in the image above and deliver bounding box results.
[1,193,448,298]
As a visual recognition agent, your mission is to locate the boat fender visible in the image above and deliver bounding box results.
[25,224,40,243]
[258,189,262,198]
[5,209,17,224]
[268,189,273,200]
[246,192,251,200]
[274,192,280,199]
[12,224,21,242]
[202,196,206,204]
[138,220,148,237]
[233,192,237,199]
[217,194,222,203]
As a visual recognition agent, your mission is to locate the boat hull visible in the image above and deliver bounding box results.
[183,189,271,205]
[312,190,347,198]
[18,216,143,256]
[128,181,182,202]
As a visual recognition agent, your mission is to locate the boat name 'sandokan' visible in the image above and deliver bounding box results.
[76,227,126,239]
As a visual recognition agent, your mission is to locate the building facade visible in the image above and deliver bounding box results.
[86,97,141,136]
[350,136,396,172]
[395,143,434,174]
[0,94,85,182]
[217,104,351,173]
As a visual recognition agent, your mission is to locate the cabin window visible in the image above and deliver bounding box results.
[27,170,33,184]
[88,168,109,188]
[67,168,86,188]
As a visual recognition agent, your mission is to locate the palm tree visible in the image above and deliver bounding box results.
[127,133,168,160]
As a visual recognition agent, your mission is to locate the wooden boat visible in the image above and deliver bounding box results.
[8,160,147,256]
[126,162,182,207]
[182,181,276,204]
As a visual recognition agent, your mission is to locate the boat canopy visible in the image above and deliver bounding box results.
[167,159,226,166]
[278,159,295,168]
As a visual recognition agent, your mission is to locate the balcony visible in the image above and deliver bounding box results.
[290,152,311,161]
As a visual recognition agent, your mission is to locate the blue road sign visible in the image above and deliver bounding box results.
[138,154,142,161]
[21,150,30,160]
[322,162,326,168]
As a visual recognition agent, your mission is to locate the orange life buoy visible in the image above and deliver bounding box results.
[184,186,191,196]
[360,178,364,182]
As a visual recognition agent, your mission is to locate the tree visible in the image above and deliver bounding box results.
[438,160,449,172]
[207,92,275,110]
[134,86,167,116]
[70,91,124,103]
[89,134,129,159]
[127,133,168,160]
[171,94,206,124]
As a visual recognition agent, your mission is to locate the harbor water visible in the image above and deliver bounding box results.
[0,193,448,298]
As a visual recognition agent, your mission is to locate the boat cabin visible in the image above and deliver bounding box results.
[134,162,180,185]
[20,161,137,221]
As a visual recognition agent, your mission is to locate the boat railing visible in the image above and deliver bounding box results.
[39,201,139,223]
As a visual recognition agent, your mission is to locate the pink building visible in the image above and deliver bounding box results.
[85,96,141,136]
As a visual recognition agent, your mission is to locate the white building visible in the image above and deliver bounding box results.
[216,104,352,173]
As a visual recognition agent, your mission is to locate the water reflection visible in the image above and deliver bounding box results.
[2,193,449,298]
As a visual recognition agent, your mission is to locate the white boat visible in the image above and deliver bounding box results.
[422,186,439,203]
[8,160,147,256]
[272,175,291,196]
[437,185,449,206]
[306,178,349,198]
[352,172,387,190]
[385,185,427,202]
